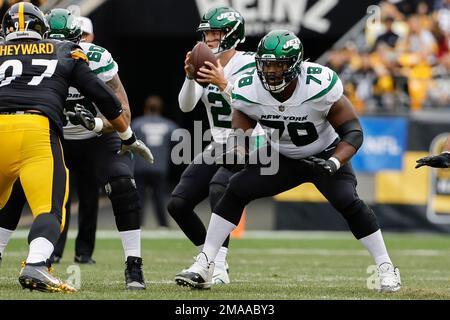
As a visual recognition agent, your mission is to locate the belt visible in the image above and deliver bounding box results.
[0,110,43,115]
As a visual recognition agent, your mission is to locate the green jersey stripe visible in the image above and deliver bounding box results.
[92,62,116,75]
[302,72,338,104]
[232,93,258,104]
[232,62,256,76]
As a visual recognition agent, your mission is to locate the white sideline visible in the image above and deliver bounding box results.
[10,229,445,240]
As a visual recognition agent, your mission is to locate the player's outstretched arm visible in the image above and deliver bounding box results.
[416,135,450,168]
[70,61,154,164]
[99,74,131,133]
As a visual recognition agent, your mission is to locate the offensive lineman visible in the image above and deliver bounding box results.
[175,30,402,292]
[168,6,256,285]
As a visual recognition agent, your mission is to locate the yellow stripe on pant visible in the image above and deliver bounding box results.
[0,114,68,231]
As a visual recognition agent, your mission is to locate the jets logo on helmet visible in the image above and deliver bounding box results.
[197,6,245,54]
[255,30,304,93]
[283,38,301,50]
[216,12,241,22]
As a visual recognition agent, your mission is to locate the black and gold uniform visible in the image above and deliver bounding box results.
[0,38,122,225]
[0,2,123,292]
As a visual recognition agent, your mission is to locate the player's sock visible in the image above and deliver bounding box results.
[119,229,141,259]
[26,237,54,264]
[215,246,228,268]
[197,244,204,253]
[359,229,392,266]
[202,214,235,262]
[0,227,13,256]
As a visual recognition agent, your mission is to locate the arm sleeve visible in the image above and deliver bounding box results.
[178,77,203,113]
[69,60,123,120]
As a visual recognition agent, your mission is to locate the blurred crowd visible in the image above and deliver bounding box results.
[326,0,450,114]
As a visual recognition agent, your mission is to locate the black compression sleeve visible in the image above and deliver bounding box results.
[70,61,122,120]
[335,119,364,151]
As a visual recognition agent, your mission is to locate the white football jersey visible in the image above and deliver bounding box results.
[63,42,119,140]
[231,61,343,159]
[200,51,256,144]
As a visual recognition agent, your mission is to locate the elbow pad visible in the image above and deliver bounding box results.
[336,119,363,151]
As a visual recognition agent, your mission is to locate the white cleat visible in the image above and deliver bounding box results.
[378,262,401,292]
[213,261,230,285]
[175,252,214,289]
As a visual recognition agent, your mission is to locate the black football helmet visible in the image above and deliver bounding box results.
[2,2,48,41]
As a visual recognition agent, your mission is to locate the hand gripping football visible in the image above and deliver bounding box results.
[188,42,218,87]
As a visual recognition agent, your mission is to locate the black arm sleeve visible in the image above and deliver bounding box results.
[335,118,364,151]
[69,60,123,120]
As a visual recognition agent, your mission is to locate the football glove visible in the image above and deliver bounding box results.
[66,105,98,131]
[119,134,154,165]
[415,152,450,168]
[216,131,248,172]
[302,156,338,175]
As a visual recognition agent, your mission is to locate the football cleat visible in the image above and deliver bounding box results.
[74,255,96,265]
[213,261,230,284]
[125,256,146,290]
[378,262,401,292]
[175,252,214,289]
[18,261,76,293]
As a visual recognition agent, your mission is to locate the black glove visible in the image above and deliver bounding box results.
[119,133,154,165]
[66,105,96,131]
[415,152,450,168]
[302,156,338,175]
[215,131,248,172]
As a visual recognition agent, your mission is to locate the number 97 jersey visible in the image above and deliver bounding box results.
[231,61,343,159]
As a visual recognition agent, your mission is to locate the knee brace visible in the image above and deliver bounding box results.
[105,177,141,217]
[209,183,226,211]
[340,199,379,239]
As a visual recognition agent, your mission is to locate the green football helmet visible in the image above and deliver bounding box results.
[46,8,81,43]
[255,30,304,93]
[197,6,245,54]
[2,2,48,41]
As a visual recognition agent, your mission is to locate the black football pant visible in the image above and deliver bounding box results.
[214,145,379,240]
[55,133,137,258]
[168,144,234,248]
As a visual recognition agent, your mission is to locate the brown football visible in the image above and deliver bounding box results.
[188,42,218,87]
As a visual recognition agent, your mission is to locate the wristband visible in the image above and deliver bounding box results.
[93,118,103,133]
[329,157,341,170]
[118,126,133,140]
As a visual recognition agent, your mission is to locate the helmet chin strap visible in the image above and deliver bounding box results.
[268,80,287,93]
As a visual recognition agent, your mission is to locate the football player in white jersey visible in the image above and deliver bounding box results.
[175,30,402,292]
[170,6,256,286]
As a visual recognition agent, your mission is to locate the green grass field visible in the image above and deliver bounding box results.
[1,231,450,300]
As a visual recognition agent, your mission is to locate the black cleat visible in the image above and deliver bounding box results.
[18,260,76,293]
[175,252,214,289]
[74,255,96,265]
[125,256,146,290]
